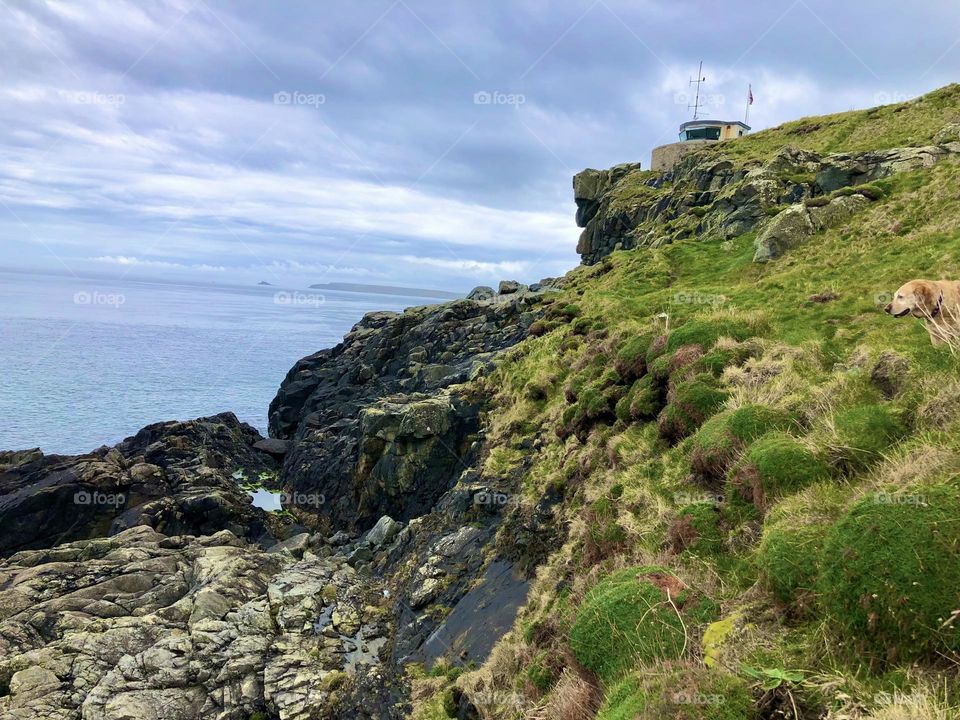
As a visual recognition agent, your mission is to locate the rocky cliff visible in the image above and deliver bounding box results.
[267,284,558,534]
[574,123,960,265]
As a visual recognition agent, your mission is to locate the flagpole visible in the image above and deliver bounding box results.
[745,84,752,126]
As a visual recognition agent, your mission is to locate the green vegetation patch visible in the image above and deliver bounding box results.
[690,406,793,484]
[756,483,847,611]
[668,503,724,555]
[596,665,756,720]
[829,404,907,473]
[665,317,759,354]
[657,375,729,443]
[569,566,717,683]
[615,334,654,382]
[615,375,663,423]
[727,432,829,511]
[818,483,960,664]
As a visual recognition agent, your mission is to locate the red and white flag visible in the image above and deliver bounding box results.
[748,85,754,105]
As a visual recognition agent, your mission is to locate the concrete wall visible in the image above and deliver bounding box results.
[650,139,713,172]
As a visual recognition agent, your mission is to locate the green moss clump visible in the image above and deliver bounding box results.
[548,303,581,321]
[572,317,595,335]
[585,496,628,562]
[756,484,846,611]
[596,665,756,720]
[648,354,673,383]
[559,369,625,440]
[695,343,755,377]
[569,567,717,683]
[818,483,960,663]
[727,432,829,510]
[526,651,555,693]
[690,406,793,484]
[615,375,663,423]
[615,335,653,382]
[830,404,906,473]
[670,503,724,555]
[665,317,757,353]
[657,376,729,443]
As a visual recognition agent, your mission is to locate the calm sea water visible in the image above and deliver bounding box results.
[0,270,429,455]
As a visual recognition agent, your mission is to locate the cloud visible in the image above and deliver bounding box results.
[90,255,227,272]
[395,255,530,276]
[2,0,960,291]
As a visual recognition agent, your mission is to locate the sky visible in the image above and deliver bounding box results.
[1,1,958,293]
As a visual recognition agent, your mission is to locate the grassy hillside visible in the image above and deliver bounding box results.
[415,85,960,720]
[704,83,960,160]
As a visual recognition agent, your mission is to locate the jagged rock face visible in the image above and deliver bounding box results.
[573,136,960,266]
[572,162,643,228]
[815,143,959,192]
[0,413,281,555]
[0,526,396,720]
[268,292,549,533]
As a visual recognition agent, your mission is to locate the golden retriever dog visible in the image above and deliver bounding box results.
[884,279,960,347]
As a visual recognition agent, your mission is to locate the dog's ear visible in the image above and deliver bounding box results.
[913,281,939,314]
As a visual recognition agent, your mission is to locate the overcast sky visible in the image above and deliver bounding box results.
[2,0,958,292]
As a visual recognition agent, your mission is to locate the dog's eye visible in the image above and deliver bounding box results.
[896,294,903,299]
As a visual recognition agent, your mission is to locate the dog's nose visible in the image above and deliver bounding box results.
[884,303,892,314]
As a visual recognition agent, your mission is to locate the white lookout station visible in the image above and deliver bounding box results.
[650,63,752,172]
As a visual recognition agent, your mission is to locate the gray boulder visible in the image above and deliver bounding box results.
[466,285,495,301]
[754,193,871,262]
[364,515,402,547]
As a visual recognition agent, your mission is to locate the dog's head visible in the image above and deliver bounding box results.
[885,280,940,318]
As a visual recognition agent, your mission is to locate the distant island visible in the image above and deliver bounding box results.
[258,281,273,286]
[308,282,461,300]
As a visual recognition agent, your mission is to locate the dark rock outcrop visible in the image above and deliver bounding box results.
[0,413,282,555]
[268,291,551,533]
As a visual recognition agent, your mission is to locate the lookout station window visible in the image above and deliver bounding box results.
[683,127,721,140]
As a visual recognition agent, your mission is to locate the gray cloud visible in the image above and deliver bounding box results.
[1,0,958,291]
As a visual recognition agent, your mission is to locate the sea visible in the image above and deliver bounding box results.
[0,270,440,455]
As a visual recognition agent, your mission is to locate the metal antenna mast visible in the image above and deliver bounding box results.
[688,60,705,120]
